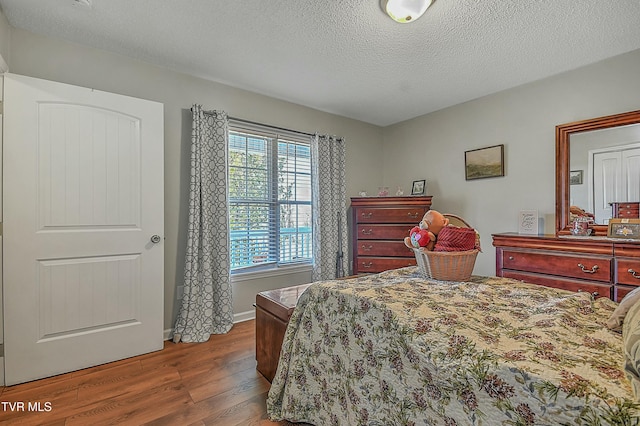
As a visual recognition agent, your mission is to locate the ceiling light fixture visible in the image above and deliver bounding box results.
[72,0,92,8]
[381,0,433,23]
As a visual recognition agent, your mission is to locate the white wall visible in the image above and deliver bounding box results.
[382,48,640,276]
[5,25,384,330]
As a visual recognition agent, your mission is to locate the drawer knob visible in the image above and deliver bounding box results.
[361,229,373,235]
[577,263,599,274]
[362,262,373,269]
[628,268,640,279]
[508,256,514,260]
[407,212,419,219]
[362,244,373,251]
[361,212,373,219]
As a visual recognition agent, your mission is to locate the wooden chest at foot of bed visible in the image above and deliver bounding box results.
[255,283,311,382]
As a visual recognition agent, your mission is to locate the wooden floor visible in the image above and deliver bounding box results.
[0,320,297,425]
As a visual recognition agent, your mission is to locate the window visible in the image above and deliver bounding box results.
[228,122,313,272]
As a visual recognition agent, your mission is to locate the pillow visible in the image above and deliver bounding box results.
[607,286,640,332]
[622,300,640,399]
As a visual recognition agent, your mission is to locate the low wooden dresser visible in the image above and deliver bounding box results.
[493,233,640,302]
[255,283,311,382]
[351,196,432,274]
[610,202,640,219]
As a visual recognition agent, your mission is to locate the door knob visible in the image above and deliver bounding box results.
[150,235,162,244]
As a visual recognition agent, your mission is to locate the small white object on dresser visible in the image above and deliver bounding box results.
[518,210,539,235]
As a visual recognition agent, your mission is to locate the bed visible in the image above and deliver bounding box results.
[266,267,639,425]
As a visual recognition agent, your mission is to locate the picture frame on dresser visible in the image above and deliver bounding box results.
[411,180,425,195]
[607,219,640,239]
[518,210,539,235]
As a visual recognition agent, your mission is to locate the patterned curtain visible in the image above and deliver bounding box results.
[173,105,233,343]
[311,134,349,281]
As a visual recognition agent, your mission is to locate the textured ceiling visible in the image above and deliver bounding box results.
[1,0,640,126]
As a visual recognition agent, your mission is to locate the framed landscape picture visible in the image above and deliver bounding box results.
[570,170,583,185]
[465,144,504,180]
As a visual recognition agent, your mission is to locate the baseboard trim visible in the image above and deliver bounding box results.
[163,329,173,341]
[234,310,256,324]
[163,310,256,341]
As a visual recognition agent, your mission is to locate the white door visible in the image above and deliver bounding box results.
[592,146,640,223]
[3,74,164,385]
[622,148,640,201]
[592,151,621,223]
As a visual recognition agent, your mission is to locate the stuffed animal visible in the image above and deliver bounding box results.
[419,210,450,236]
[404,226,436,251]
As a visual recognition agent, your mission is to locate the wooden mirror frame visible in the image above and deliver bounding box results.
[556,109,640,236]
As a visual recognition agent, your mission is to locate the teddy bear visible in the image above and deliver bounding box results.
[419,210,450,236]
[404,226,435,251]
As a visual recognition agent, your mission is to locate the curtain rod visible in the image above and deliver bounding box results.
[198,108,315,138]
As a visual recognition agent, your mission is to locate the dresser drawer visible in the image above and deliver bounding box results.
[502,271,611,298]
[615,203,639,210]
[355,207,426,224]
[357,224,413,240]
[357,240,414,257]
[502,249,612,283]
[355,257,416,274]
[617,209,639,218]
[615,258,640,286]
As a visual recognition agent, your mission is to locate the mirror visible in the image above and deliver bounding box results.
[556,109,640,236]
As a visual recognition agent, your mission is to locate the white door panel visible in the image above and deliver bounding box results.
[38,104,140,228]
[593,151,620,223]
[623,148,640,202]
[592,145,640,224]
[3,73,164,385]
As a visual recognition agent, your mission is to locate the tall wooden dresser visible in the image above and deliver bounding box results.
[351,196,432,274]
[493,233,640,302]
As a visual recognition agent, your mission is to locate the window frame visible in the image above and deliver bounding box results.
[228,120,313,274]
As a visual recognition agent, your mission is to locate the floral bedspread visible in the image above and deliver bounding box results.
[266,267,639,425]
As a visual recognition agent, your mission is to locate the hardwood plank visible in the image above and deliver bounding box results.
[66,382,192,425]
[150,362,270,424]
[171,345,255,382]
[184,354,258,402]
[202,389,272,425]
[76,365,182,402]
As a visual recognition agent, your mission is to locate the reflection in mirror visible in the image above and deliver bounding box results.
[570,124,640,224]
[556,110,640,236]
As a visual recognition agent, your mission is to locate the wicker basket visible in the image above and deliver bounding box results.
[412,213,479,281]
[413,248,479,281]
